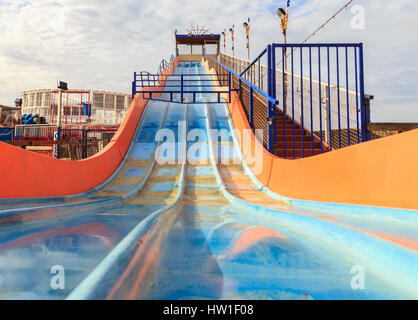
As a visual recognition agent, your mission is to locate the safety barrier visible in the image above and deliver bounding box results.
[271,44,370,151]
[211,43,372,158]
[60,128,118,159]
[205,54,279,149]
[14,124,57,141]
[133,72,232,104]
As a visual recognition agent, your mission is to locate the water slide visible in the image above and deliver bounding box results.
[0,60,417,300]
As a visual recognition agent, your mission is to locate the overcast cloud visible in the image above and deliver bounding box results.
[0,0,417,121]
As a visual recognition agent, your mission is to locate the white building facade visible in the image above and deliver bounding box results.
[21,89,132,126]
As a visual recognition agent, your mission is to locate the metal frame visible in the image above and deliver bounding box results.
[271,43,369,153]
[205,53,279,153]
[131,43,369,158]
[133,66,233,104]
[209,42,369,158]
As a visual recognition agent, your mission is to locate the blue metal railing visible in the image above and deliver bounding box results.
[215,43,370,158]
[271,43,369,158]
[205,55,279,106]
[134,72,232,104]
[205,53,279,153]
[131,43,369,158]
[132,56,174,99]
[239,48,268,128]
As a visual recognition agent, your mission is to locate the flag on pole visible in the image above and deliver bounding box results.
[280,0,291,33]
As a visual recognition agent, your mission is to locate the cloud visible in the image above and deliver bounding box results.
[0,0,417,121]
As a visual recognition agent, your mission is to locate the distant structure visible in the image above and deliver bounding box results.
[20,89,132,126]
[176,26,220,60]
[185,24,210,36]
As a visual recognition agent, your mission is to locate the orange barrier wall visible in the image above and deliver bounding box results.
[0,59,179,199]
[203,58,418,210]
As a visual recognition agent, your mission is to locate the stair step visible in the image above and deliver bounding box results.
[274,141,322,149]
[275,148,328,158]
[275,128,306,135]
[276,124,302,130]
[276,134,308,141]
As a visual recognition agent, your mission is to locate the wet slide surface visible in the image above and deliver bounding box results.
[0,62,417,300]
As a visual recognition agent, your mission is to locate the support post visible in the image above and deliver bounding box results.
[271,45,277,146]
[249,87,254,128]
[181,74,184,103]
[267,44,273,153]
[82,128,87,159]
[132,76,136,98]
[359,43,368,142]
[364,94,373,141]
[324,85,330,145]
[54,89,63,159]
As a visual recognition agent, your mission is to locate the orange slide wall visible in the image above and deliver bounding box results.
[0,59,179,199]
[203,58,418,210]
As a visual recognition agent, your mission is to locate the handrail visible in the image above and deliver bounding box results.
[132,54,176,98]
[135,71,231,104]
[239,47,267,77]
[205,54,278,106]
[218,42,371,158]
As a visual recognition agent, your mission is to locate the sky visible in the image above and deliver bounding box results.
[0,0,417,122]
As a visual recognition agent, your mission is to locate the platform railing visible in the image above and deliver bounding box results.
[272,43,370,153]
[216,43,372,158]
[133,70,233,104]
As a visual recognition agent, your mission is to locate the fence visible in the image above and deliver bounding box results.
[13,124,118,160]
[21,90,131,127]
[60,128,117,159]
[205,54,278,149]
[219,53,269,93]
[271,44,369,150]
[133,72,231,104]
[214,43,372,158]
[14,124,58,141]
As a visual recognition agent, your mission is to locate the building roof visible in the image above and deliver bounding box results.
[176,34,220,45]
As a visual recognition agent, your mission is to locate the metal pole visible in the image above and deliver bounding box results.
[248,39,250,61]
[53,89,63,159]
[283,29,288,115]
[267,45,273,153]
[181,74,184,103]
[359,43,368,142]
[57,89,62,127]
